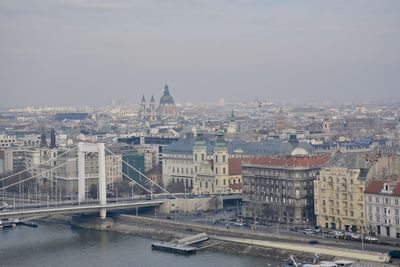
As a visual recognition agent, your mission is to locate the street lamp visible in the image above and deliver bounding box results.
[277,217,280,234]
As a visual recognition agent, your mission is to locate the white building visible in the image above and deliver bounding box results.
[365,179,400,238]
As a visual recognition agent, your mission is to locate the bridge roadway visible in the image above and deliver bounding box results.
[0,199,164,220]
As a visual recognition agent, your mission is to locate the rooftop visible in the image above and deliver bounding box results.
[243,155,331,168]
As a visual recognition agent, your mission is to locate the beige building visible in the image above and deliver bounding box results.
[85,152,122,191]
[314,167,365,231]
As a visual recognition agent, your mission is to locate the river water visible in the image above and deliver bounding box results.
[0,222,279,267]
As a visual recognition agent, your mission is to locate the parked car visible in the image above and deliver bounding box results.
[303,229,314,235]
[309,240,319,244]
[365,236,378,242]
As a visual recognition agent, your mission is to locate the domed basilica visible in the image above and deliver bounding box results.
[139,84,177,124]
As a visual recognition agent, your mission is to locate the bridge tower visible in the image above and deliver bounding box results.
[78,142,107,219]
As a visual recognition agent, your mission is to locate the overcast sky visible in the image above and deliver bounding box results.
[0,0,399,107]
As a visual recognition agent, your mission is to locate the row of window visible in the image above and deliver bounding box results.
[367,196,399,205]
[172,167,194,175]
[243,169,316,178]
[320,176,354,185]
[244,177,313,187]
[368,215,400,225]
[368,205,400,215]
[245,194,308,205]
[199,179,227,189]
[245,185,312,196]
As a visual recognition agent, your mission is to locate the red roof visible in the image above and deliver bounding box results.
[228,158,255,175]
[242,155,331,168]
[365,180,400,197]
[392,184,400,196]
[365,180,385,194]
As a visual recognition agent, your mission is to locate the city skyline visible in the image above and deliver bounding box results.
[1,0,399,107]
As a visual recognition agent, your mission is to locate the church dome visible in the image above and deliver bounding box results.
[160,84,175,105]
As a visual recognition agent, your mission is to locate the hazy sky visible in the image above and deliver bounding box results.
[0,0,399,107]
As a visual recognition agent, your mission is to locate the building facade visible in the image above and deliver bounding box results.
[365,179,400,238]
[242,154,330,225]
[314,167,365,231]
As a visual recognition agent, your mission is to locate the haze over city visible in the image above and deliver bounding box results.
[1,0,399,107]
[2,2,400,267]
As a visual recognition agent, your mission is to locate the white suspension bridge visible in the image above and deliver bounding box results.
[0,142,178,220]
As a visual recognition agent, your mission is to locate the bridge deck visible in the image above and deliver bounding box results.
[0,200,164,220]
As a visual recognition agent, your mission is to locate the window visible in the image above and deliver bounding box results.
[215,155,218,163]
[215,168,218,174]
[223,155,226,162]
[223,167,226,175]
[201,154,205,161]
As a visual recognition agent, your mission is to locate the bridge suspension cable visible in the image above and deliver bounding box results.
[0,146,78,182]
[0,153,84,191]
[110,164,153,195]
[105,147,177,199]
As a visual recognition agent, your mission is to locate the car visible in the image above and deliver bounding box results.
[303,229,314,235]
[365,236,378,242]
[234,222,243,226]
[308,240,319,244]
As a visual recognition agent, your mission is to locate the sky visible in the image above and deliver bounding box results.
[0,0,399,107]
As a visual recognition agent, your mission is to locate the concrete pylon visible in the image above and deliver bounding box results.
[98,143,107,219]
[77,142,107,219]
[78,143,86,204]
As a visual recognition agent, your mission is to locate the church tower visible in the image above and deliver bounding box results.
[193,130,207,174]
[149,95,157,124]
[213,130,229,193]
[323,117,330,134]
[139,95,147,121]
[227,110,237,134]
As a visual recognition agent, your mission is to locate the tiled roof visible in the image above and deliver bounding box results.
[228,158,255,175]
[365,180,385,194]
[243,155,331,168]
[163,137,316,156]
[392,184,400,197]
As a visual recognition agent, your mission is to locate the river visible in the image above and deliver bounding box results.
[0,222,280,267]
